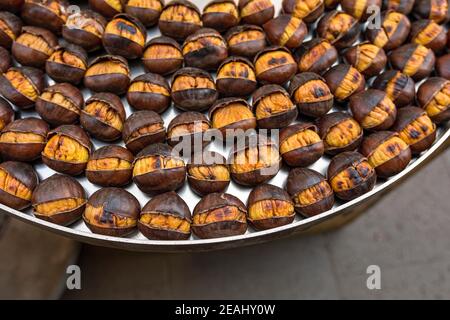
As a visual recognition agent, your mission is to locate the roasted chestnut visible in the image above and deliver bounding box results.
[316,10,360,49]
[83,187,140,236]
[122,110,166,154]
[344,43,387,78]
[389,44,435,81]
[89,0,124,19]
[279,122,324,167]
[42,125,93,176]
[102,13,146,59]
[286,167,334,217]
[32,174,86,226]
[171,67,218,111]
[360,131,411,178]
[35,83,83,126]
[216,56,257,97]
[413,0,450,24]
[142,36,183,75]
[202,0,239,32]
[341,0,381,21]
[0,46,11,73]
[187,151,230,196]
[323,64,365,103]
[192,192,247,239]
[225,24,267,58]
[138,191,191,240]
[86,145,134,187]
[416,77,450,124]
[81,93,125,142]
[126,73,171,113]
[349,89,397,131]
[294,38,338,74]
[371,70,415,107]
[239,0,274,25]
[21,0,68,34]
[167,111,211,150]
[132,143,186,194]
[0,11,22,48]
[365,10,410,51]
[0,161,38,210]
[45,43,88,85]
[158,0,202,41]
[382,0,414,14]
[324,0,341,9]
[0,117,48,161]
[0,0,24,12]
[288,72,333,118]
[12,26,57,68]
[282,0,324,23]
[317,112,363,155]
[409,19,447,52]
[125,0,163,27]
[251,84,297,129]
[263,14,307,49]
[84,55,131,94]
[247,183,295,230]
[0,97,14,131]
[436,54,450,80]
[254,46,297,85]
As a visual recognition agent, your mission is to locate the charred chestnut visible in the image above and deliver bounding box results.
[84,55,131,94]
[416,77,450,124]
[0,161,38,210]
[125,0,163,27]
[239,0,274,25]
[323,64,365,103]
[142,36,183,75]
[294,38,338,74]
[436,54,450,80]
[317,10,360,49]
[382,0,414,14]
[0,47,11,73]
[202,0,239,33]
[409,19,446,52]
[21,0,68,34]
[341,0,381,21]
[225,24,267,58]
[45,43,88,85]
[254,46,296,85]
[344,43,387,78]
[0,11,22,49]
[89,0,124,19]
[371,70,415,107]
[216,56,257,97]
[413,0,450,24]
[263,14,307,49]
[126,73,171,113]
[365,10,410,51]
[282,0,324,23]
[158,0,202,41]
[0,97,14,131]
[389,44,435,81]
[167,111,211,149]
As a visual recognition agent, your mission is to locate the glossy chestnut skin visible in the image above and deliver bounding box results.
[83,187,140,237]
[0,97,14,130]
[0,161,38,210]
[263,14,307,49]
[158,0,202,41]
[202,0,239,32]
[413,0,450,24]
[382,0,414,14]
[327,151,376,201]
[32,174,86,226]
[0,0,24,12]
[366,11,410,51]
[122,110,166,154]
[0,47,11,73]
[0,11,22,49]
[191,192,247,239]
[294,38,338,74]
[86,145,134,187]
[344,43,387,78]
[45,44,88,85]
[371,70,416,107]
[20,0,69,34]
[138,191,192,240]
[167,111,211,149]
[35,83,83,127]
[89,0,124,19]
[416,77,450,124]
[225,24,267,58]
[341,0,381,20]
[247,184,295,230]
[323,64,365,103]
[436,54,450,80]
[126,73,171,113]
[0,117,48,161]
[409,19,447,52]
[282,0,324,24]
[253,46,297,85]
[239,0,274,26]
[389,44,435,81]
[142,36,183,75]
[216,56,257,97]
[286,167,334,217]
[316,10,360,49]
[125,0,163,27]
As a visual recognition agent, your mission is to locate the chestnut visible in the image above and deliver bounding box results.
[32,174,86,226]
[35,83,83,127]
[0,46,11,73]
[81,93,125,142]
[216,56,257,97]
[0,11,22,49]
[316,10,360,49]
[125,0,163,27]
[21,0,68,34]
[83,187,140,237]
[62,9,107,52]
[436,54,450,80]
[251,84,297,129]
[12,26,57,68]
[294,38,338,74]
[158,0,202,41]
[89,0,124,19]
[263,14,307,49]
[0,97,14,131]
[103,13,146,59]
[391,106,437,154]
[0,161,38,210]
[84,55,131,95]
[286,167,334,217]
[225,24,267,58]
[202,0,239,33]
[382,0,414,15]
[132,143,186,194]
[182,28,228,70]
[324,0,341,9]
[253,46,297,85]
[0,0,24,12]
[409,19,447,52]
[122,110,166,154]
[247,183,295,230]
[167,111,211,150]
[416,77,450,124]
[365,10,410,51]
[413,0,450,24]
[142,36,183,75]
[171,67,218,112]
[279,122,324,167]
[239,0,274,26]
[344,43,387,78]
[86,145,134,187]
[192,192,247,239]
[138,191,191,240]
[288,72,333,118]
[371,70,415,107]
[42,125,93,176]
[229,134,280,186]
[448,29,450,49]
[0,66,45,109]
[281,0,324,24]
[389,44,435,81]
[349,89,397,131]
[317,112,363,155]
[360,131,411,178]
[0,117,48,161]
[341,0,381,21]
[323,64,365,103]
[187,151,230,196]
[126,73,171,113]
[45,43,88,85]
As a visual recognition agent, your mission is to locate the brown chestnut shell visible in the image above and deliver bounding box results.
[239,0,274,25]
[344,43,387,78]
[417,77,450,124]
[45,44,88,85]
[225,24,267,58]
[371,70,416,107]
[409,19,447,52]
[202,0,239,33]
[0,161,38,210]
[282,0,324,23]
[263,14,307,49]
[126,73,171,113]
[167,111,211,149]
[125,0,163,27]
[0,47,11,73]
[294,38,338,74]
[216,56,257,98]
[142,36,183,75]
[0,11,22,49]
[436,54,450,80]
[0,97,14,130]
[316,10,360,49]
[158,0,202,41]
[253,45,297,85]
[21,0,69,34]
[389,43,435,81]
[413,0,450,24]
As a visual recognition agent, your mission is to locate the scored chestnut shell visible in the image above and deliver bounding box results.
[0,11,22,49]
[88,0,124,19]
[365,10,410,51]
[344,42,387,78]
[21,0,69,34]
[247,183,295,230]
[0,97,14,131]
[409,19,447,52]
[327,151,377,201]
[253,46,297,85]
[45,43,88,85]
[86,145,134,187]
[416,77,450,124]
[239,0,274,26]
[142,36,183,76]
[316,10,360,49]
[436,54,450,80]
[413,0,450,24]
[126,73,171,113]
[158,0,202,41]
[0,47,11,73]
[263,14,307,49]
[389,43,435,81]
[202,0,239,33]
[125,0,163,27]
[32,174,86,226]
[0,161,38,210]
[282,0,324,24]
[371,70,416,108]
[286,167,334,217]
[294,38,338,74]
[0,117,49,162]
[382,0,414,15]
[225,24,267,58]
[167,111,211,150]
[341,0,381,21]
[192,192,247,239]
[216,56,257,98]
[83,187,140,237]
[138,191,192,240]
[323,64,365,103]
